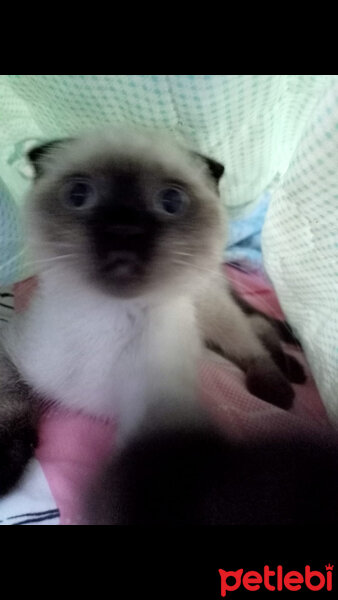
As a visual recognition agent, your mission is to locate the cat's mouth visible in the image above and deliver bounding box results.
[104,251,141,279]
[97,251,145,293]
[103,250,141,280]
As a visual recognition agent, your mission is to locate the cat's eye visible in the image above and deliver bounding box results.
[61,177,97,210]
[154,186,189,217]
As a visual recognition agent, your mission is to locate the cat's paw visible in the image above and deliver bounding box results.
[268,347,307,385]
[0,422,38,496]
[273,320,301,346]
[248,315,306,386]
[246,357,295,409]
[284,354,306,384]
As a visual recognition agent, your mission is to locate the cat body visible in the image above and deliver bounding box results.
[0,126,303,495]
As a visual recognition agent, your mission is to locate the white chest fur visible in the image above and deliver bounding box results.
[3,269,201,438]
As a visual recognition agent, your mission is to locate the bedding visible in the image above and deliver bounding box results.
[263,80,338,426]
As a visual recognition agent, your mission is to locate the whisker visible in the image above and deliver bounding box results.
[23,241,79,251]
[0,250,27,274]
[22,253,80,269]
[171,258,225,282]
[172,250,195,258]
[173,257,276,314]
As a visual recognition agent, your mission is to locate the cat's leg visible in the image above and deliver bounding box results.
[196,287,298,409]
[230,288,301,346]
[0,347,38,495]
[229,289,306,383]
[247,314,306,384]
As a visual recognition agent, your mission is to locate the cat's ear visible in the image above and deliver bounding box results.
[27,138,74,178]
[193,152,225,186]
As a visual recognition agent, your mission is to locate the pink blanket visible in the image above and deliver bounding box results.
[13,266,334,525]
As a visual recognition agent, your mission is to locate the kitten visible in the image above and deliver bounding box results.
[0,127,304,494]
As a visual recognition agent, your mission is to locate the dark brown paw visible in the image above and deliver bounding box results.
[268,348,306,385]
[246,358,295,409]
[273,320,301,346]
[284,354,306,384]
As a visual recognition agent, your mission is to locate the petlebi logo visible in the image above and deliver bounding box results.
[219,564,334,595]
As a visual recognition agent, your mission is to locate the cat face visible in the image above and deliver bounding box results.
[26,128,225,297]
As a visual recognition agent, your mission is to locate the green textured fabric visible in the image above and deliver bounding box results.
[262,78,338,426]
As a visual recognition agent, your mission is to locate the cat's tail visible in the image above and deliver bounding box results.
[0,349,38,496]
